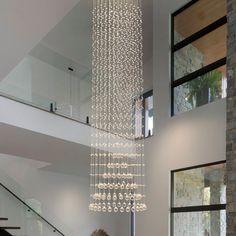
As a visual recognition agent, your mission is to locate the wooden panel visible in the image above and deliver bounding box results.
[193,24,226,65]
[175,0,226,41]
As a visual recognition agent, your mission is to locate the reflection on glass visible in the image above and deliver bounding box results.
[174,25,226,80]
[173,210,226,236]
[134,98,143,138]
[0,49,92,123]
[0,185,64,236]
[0,80,56,112]
[174,66,226,115]
[145,95,153,137]
[174,0,226,44]
[173,162,226,207]
[134,93,153,138]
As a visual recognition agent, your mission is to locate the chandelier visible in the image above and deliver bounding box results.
[89,0,146,213]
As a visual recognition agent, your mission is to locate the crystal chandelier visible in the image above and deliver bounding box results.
[89,0,146,213]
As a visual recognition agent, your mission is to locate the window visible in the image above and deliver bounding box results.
[171,161,226,236]
[171,0,227,115]
[134,90,153,138]
[143,90,153,137]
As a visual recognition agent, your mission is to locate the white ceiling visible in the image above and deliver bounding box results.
[31,0,153,74]
[40,0,92,69]
[0,0,81,81]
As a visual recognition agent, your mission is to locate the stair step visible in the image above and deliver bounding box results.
[0,228,12,236]
[0,227,21,230]
[0,218,8,221]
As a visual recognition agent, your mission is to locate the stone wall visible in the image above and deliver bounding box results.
[227,1,236,235]
[174,169,205,236]
[173,168,225,235]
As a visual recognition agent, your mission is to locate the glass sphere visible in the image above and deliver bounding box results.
[107,193,111,201]
[126,207,130,212]
[102,193,106,201]
[143,204,147,211]
[113,193,117,201]
[118,193,123,200]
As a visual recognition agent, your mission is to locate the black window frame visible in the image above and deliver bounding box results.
[170,160,226,236]
[171,0,227,116]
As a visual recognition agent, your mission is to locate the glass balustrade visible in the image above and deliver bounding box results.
[0,171,71,236]
[0,49,92,124]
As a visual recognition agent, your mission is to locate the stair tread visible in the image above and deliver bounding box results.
[0,227,21,229]
[0,228,12,236]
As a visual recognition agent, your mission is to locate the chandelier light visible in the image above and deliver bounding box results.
[89,0,146,213]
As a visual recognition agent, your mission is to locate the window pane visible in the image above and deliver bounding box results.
[173,162,226,207]
[144,95,153,137]
[134,98,143,138]
[174,24,226,80]
[173,210,226,236]
[174,65,226,115]
[174,0,226,44]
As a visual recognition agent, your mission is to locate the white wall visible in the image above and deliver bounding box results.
[0,0,81,81]
[0,57,32,101]
[135,0,226,235]
[0,155,129,236]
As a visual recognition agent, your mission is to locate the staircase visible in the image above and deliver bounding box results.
[0,182,65,236]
